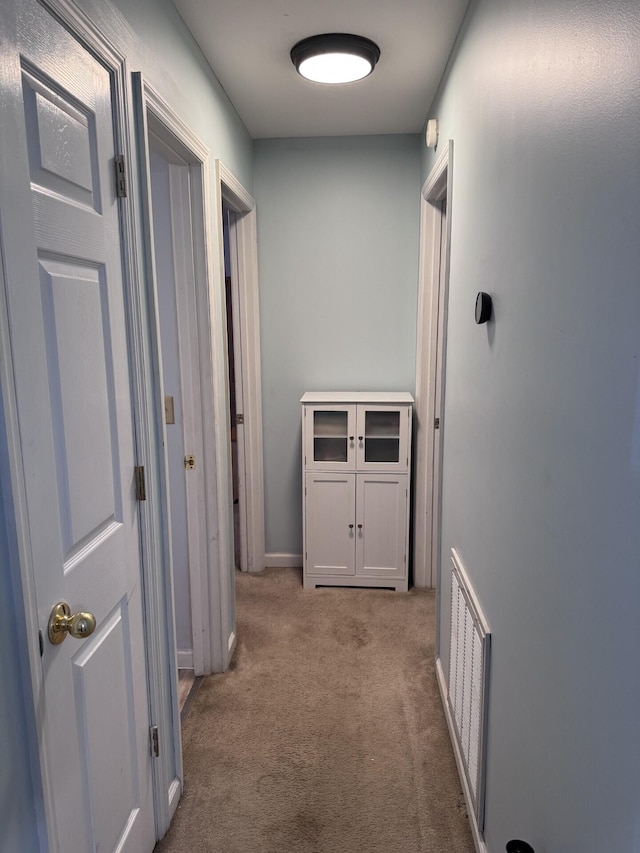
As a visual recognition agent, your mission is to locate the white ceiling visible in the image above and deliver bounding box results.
[171,0,470,139]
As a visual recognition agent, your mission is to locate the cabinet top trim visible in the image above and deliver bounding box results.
[301,391,414,404]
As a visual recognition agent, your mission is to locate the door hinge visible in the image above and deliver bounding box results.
[149,725,159,758]
[115,154,127,198]
[235,413,244,425]
[434,417,440,429]
[134,466,146,501]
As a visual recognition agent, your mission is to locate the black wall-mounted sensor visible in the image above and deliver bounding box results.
[475,291,492,324]
[506,841,535,853]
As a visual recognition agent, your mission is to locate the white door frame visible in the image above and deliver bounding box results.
[147,137,208,675]
[134,77,237,675]
[0,0,182,845]
[216,162,266,575]
[140,89,210,679]
[413,141,453,590]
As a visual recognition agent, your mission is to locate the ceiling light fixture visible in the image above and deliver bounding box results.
[290,33,381,85]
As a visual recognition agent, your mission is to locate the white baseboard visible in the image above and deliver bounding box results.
[177,649,194,670]
[264,552,303,568]
[436,657,488,853]
[167,777,181,821]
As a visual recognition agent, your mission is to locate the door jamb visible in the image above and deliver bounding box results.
[216,162,265,576]
[143,108,211,681]
[134,79,236,670]
[413,141,453,592]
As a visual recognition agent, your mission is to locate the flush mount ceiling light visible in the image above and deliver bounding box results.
[290,33,380,84]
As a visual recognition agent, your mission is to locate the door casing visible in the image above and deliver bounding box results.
[141,86,214,681]
[134,75,238,682]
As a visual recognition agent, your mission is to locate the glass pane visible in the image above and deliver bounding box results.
[314,410,348,437]
[365,410,400,437]
[314,437,348,463]
[364,437,400,463]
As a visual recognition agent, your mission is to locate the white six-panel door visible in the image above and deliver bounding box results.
[0,1,155,850]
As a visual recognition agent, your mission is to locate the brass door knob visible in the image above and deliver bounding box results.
[48,602,97,645]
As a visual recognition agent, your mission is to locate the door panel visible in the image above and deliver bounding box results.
[39,259,118,555]
[22,66,101,209]
[305,472,355,576]
[0,2,155,851]
[356,474,407,578]
[74,603,139,851]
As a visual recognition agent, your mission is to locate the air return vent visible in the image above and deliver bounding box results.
[448,548,491,831]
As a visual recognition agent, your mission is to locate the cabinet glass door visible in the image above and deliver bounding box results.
[356,405,409,471]
[304,405,356,469]
[364,410,401,463]
[314,410,349,463]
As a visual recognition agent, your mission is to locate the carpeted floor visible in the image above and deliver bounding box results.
[155,568,474,853]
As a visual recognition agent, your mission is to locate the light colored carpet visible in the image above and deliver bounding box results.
[155,568,474,853]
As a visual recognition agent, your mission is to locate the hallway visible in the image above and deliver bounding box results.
[156,569,473,852]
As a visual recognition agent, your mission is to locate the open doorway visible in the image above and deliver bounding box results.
[148,131,205,692]
[413,141,453,598]
[222,205,241,569]
[147,126,209,690]
[135,78,238,697]
[216,163,266,577]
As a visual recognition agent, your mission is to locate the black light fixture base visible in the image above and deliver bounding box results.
[290,33,381,81]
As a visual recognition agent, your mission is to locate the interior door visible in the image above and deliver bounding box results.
[0,1,155,850]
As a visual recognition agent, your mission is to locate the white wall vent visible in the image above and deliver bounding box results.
[448,548,491,831]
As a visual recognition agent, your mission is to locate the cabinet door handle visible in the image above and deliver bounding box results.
[357,524,363,530]
[349,436,354,441]
[358,436,363,442]
[348,524,354,529]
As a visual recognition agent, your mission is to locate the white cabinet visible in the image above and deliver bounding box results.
[301,392,413,591]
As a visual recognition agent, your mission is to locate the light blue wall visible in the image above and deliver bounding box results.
[107,0,253,190]
[424,1,640,850]
[254,136,421,556]
[1,0,252,849]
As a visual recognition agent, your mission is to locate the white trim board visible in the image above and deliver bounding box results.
[265,553,303,569]
[436,657,489,853]
[177,650,194,670]
[301,391,414,404]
